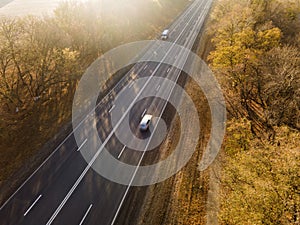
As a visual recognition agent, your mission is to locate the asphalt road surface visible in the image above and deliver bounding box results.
[0,0,213,224]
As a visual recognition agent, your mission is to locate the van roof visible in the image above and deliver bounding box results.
[140,114,152,124]
[162,29,169,35]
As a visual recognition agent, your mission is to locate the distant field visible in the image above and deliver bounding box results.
[0,0,65,17]
[0,0,13,8]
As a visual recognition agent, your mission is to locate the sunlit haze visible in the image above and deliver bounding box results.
[0,0,89,17]
[0,0,161,18]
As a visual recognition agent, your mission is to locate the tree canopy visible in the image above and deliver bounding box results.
[208,0,300,137]
[208,0,300,224]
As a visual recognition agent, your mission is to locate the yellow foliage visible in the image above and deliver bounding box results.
[220,122,300,224]
[225,118,253,156]
[257,28,282,50]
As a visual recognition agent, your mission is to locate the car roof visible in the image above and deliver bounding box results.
[140,114,152,124]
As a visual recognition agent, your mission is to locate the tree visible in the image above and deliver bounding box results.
[0,18,24,112]
[220,122,300,225]
[0,16,80,114]
[260,46,300,130]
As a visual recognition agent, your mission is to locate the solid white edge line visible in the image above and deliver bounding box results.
[23,194,42,216]
[77,139,88,152]
[79,204,93,225]
[117,145,126,159]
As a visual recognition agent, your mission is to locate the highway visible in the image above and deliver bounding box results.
[0,0,213,224]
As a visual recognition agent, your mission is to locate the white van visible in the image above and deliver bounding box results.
[139,114,152,131]
[161,29,169,40]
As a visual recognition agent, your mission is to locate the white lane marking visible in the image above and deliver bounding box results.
[117,145,126,159]
[156,85,161,91]
[109,105,115,113]
[141,109,147,118]
[79,204,93,225]
[77,139,87,152]
[128,82,134,89]
[167,67,171,73]
[144,65,148,70]
[24,194,42,216]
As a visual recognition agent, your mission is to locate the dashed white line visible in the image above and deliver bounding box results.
[24,194,42,216]
[141,109,147,118]
[109,105,115,113]
[144,65,148,70]
[117,145,126,159]
[79,204,93,225]
[128,82,134,89]
[77,139,87,151]
[167,67,171,73]
[156,85,161,91]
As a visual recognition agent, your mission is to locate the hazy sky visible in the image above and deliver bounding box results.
[0,0,85,17]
